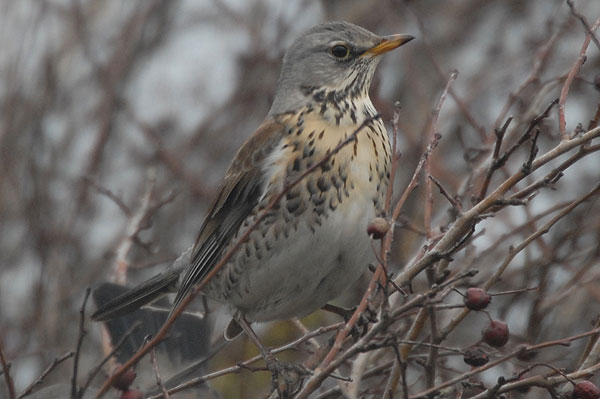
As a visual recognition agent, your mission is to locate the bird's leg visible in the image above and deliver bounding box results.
[321,303,378,338]
[321,303,355,321]
[237,317,278,371]
[237,317,306,397]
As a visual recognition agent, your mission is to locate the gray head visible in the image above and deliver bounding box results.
[269,21,413,116]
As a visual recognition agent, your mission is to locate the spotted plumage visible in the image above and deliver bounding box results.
[91,21,413,341]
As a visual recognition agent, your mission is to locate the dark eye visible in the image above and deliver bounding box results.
[330,44,349,58]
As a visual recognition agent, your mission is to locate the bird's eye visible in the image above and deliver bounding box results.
[330,44,350,59]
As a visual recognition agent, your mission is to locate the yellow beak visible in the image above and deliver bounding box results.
[362,34,415,57]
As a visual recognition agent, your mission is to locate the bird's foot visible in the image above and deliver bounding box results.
[236,317,309,397]
[264,353,309,398]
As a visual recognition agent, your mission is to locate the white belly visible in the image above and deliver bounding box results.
[224,194,376,322]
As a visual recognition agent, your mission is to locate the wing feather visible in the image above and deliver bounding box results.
[171,120,285,311]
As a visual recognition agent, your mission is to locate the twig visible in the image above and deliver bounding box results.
[498,101,556,174]
[0,336,16,399]
[17,352,74,399]
[567,0,600,50]
[429,175,461,213]
[507,142,600,201]
[296,271,476,399]
[395,124,600,289]
[411,327,600,398]
[150,348,170,399]
[145,323,343,398]
[439,183,600,341]
[521,128,541,175]
[477,116,512,201]
[424,71,457,238]
[478,99,557,203]
[404,2,487,141]
[71,288,91,399]
[385,102,402,212]
[80,322,142,397]
[490,24,563,137]
[84,177,131,216]
[112,171,156,285]
[558,16,600,138]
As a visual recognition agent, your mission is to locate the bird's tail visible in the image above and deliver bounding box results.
[91,270,180,321]
[91,246,193,321]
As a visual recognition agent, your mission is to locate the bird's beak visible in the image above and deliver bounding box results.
[362,34,415,57]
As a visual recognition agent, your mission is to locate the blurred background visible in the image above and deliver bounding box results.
[1,0,599,398]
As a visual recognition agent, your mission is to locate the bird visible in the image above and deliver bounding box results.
[92,20,413,376]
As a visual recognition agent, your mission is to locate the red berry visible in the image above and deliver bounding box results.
[121,389,144,399]
[112,368,136,391]
[464,288,492,310]
[463,348,489,367]
[573,381,600,399]
[367,217,390,239]
[482,320,509,347]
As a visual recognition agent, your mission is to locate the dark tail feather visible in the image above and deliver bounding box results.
[91,270,180,321]
[92,282,212,364]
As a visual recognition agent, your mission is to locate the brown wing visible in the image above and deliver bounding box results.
[171,119,285,311]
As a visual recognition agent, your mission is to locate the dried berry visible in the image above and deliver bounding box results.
[464,288,492,310]
[367,217,390,239]
[482,320,509,347]
[463,348,489,367]
[121,389,144,399]
[112,368,136,391]
[573,381,600,399]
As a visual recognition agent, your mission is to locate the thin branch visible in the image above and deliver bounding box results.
[385,102,402,213]
[112,171,156,285]
[80,322,142,397]
[0,336,16,399]
[558,17,600,138]
[18,352,74,399]
[476,116,512,201]
[296,271,477,399]
[404,2,487,141]
[439,183,600,341]
[145,323,343,398]
[567,0,600,50]
[150,348,170,399]
[425,71,457,237]
[490,24,564,136]
[71,288,91,399]
[429,175,461,213]
[84,177,131,216]
[396,124,600,289]
[411,327,600,398]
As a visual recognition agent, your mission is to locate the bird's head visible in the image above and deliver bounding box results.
[269,21,413,116]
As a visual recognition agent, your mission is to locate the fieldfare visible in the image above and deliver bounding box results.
[93,19,413,378]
